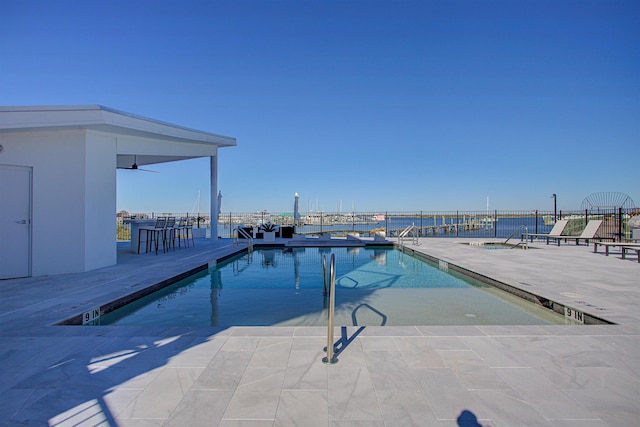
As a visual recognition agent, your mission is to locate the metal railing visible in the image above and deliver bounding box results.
[504,225,528,249]
[322,253,337,365]
[398,223,418,248]
[118,208,639,242]
[322,255,328,296]
[233,227,253,252]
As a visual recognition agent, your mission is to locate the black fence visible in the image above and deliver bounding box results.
[118,208,639,242]
[116,213,206,241]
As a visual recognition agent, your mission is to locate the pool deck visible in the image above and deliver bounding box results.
[1,237,638,426]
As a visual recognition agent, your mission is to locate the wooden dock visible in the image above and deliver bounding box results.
[387,222,486,237]
[295,219,491,238]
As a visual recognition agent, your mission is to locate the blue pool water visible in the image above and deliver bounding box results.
[97,247,566,327]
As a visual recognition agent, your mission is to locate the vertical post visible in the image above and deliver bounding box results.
[494,210,497,238]
[456,210,459,237]
[585,209,588,227]
[618,207,623,242]
[385,211,388,237]
[535,210,538,234]
[420,211,423,237]
[552,193,557,222]
[323,253,337,364]
[210,155,218,240]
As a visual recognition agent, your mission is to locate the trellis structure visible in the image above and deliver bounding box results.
[580,192,636,211]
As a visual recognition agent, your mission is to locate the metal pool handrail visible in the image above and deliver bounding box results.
[505,224,528,249]
[322,255,327,296]
[233,227,253,252]
[398,223,418,248]
[323,253,338,365]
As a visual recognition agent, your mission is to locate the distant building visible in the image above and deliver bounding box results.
[0,105,236,279]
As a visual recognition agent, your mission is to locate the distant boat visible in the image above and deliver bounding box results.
[373,214,386,221]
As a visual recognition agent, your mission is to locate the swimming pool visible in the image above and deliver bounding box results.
[96,247,568,327]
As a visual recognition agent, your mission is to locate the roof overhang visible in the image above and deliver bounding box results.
[0,105,237,167]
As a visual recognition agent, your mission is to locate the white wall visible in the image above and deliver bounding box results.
[85,131,117,270]
[0,129,117,276]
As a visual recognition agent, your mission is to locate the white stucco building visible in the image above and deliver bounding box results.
[0,105,236,279]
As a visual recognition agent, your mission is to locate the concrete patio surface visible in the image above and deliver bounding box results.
[0,237,638,426]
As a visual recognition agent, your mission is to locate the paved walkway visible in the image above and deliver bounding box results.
[0,238,638,426]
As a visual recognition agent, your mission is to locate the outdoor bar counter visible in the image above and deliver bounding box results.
[124,219,158,254]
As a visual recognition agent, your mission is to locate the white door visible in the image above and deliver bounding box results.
[0,165,32,279]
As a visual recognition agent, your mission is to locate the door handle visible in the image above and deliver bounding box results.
[16,220,27,224]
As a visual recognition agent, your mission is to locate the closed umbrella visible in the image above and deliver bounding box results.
[294,192,300,224]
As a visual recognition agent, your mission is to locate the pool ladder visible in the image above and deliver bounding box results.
[398,223,419,248]
[233,227,253,253]
[504,225,528,249]
[322,254,338,364]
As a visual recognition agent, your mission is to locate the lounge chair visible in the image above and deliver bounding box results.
[524,219,568,244]
[373,233,388,242]
[594,241,640,261]
[621,245,640,263]
[549,219,605,246]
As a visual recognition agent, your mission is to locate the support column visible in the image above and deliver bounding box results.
[210,153,218,240]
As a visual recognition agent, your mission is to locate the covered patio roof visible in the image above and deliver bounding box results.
[0,105,237,167]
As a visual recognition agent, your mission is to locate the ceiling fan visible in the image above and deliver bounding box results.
[118,155,158,173]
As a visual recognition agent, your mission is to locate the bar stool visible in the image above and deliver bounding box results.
[175,217,187,248]
[181,217,195,247]
[138,217,167,254]
[163,217,177,251]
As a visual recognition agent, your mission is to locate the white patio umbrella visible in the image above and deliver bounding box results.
[294,192,300,224]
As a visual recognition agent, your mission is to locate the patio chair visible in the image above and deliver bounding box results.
[175,217,195,248]
[549,219,604,246]
[174,217,185,248]
[163,217,176,252]
[594,241,640,257]
[137,217,167,254]
[180,217,195,248]
[524,219,569,244]
[621,245,640,263]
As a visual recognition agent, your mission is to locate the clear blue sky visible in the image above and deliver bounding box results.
[2,0,638,214]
